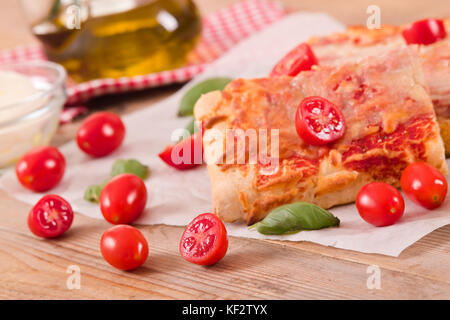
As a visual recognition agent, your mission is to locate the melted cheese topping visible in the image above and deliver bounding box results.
[217,49,432,162]
[309,19,450,117]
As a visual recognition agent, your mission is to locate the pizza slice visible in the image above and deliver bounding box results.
[194,48,447,224]
[308,19,450,155]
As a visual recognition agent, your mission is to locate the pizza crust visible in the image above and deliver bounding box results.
[438,117,450,157]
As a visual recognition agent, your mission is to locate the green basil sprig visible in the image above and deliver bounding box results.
[177,118,198,142]
[185,118,197,135]
[250,202,340,235]
[178,77,232,117]
[84,159,149,203]
[110,159,149,179]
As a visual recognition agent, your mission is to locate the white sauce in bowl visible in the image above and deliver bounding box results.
[0,71,38,109]
[0,69,65,168]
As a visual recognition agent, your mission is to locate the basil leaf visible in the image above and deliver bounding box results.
[185,118,197,135]
[250,202,340,235]
[178,77,232,117]
[84,179,108,203]
[111,159,149,180]
[84,159,149,203]
[177,118,197,142]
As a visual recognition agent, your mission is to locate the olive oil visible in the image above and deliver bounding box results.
[32,0,202,82]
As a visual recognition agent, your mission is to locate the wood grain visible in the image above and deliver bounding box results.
[0,0,450,299]
[1,191,449,300]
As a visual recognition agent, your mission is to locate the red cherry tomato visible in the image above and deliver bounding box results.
[100,225,149,270]
[100,173,147,225]
[76,112,125,157]
[295,96,346,146]
[400,162,448,210]
[356,182,405,227]
[15,146,66,192]
[159,132,203,170]
[402,18,447,45]
[270,43,318,77]
[28,194,74,238]
[180,213,228,266]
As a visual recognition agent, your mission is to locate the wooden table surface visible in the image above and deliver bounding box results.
[1,0,450,300]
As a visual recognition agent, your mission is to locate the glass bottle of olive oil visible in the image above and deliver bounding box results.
[24,0,202,82]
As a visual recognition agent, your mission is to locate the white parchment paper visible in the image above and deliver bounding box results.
[2,13,450,257]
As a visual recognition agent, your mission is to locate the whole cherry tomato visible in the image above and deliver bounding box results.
[28,194,74,238]
[295,96,346,146]
[76,112,125,157]
[356,182,405,227]
[100,173,147,225]
[180,213,228,266]
[400,162,448,210]
[100,225,149,270]
[159,132,203,170]
[402,18,447,45]
[270,43,318,77]
[15,146,66,192]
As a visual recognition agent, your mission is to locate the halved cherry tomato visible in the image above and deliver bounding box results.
[76,112,125,157]
[100,225,149,270]
[159,132,203,170]
[100,173,147,225]
[295,96,346,146]
[270,43,318,77]
[28,194,74,238]
[180,213,228,266]
[16,146,66,192]
[356,182,405,227]
[402,18,447,45]
[400,162,447,210]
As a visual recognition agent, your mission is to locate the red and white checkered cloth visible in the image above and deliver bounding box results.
[0,0,285,122]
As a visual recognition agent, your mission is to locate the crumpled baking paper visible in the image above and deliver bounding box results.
[2,12,450,257]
